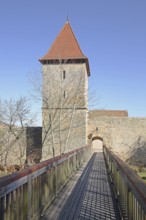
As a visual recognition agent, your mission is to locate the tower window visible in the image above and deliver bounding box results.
[63,70,66,79]
[63,91,66,99]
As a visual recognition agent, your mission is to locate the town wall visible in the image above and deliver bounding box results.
[0,127,42,168]
[26,127,42,164]
[88,110,146,166]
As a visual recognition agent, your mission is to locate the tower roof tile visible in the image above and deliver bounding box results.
[39,21,90,75]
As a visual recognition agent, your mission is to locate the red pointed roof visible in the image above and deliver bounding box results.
[39,21,90,75]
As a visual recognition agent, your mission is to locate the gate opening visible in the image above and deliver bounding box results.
[92,136,103,153]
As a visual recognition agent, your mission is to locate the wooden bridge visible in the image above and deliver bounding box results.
[0,143,146,220]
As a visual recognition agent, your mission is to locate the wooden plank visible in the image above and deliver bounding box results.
[19,185,24,220]
[23,183,28,219]
[104,145,146,216]
[0,197,5,220]
[0,176,27,198]
[0,145,91,219]
[27,174,32,220]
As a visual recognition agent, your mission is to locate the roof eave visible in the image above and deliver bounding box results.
[39,57,90,76]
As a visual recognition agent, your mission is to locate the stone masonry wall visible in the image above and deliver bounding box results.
[26,127,42,164]
[89,109,128,117]
[42,63,88,160]
[42,109,87,159]
[88,113,146,165]
[0,127,42,168]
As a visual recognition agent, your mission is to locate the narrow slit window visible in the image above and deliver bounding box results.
[63,70,66,79]
[64,91,66,99]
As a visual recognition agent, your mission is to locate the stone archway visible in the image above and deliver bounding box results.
[92,136,103,153]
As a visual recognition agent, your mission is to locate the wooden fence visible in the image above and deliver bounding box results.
[0,145,91,220]
[103,145,146,220]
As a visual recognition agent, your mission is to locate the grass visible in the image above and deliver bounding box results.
[128,165,146,183]
[137,171,146,182]
[0,172,10,178]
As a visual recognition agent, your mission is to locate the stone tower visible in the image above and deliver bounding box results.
[39,21,90,160]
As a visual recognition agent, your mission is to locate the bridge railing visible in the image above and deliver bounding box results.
[103,145,146,220]
[0,145,91,220]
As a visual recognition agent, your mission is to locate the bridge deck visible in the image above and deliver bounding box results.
[42,149,121,220]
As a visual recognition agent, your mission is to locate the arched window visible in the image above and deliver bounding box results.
[63,70,66,79]
[64,91,66,99]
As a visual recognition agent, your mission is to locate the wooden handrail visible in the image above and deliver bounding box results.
[0,145,88,188]
[103,145,146,219]
[0,144,91,220]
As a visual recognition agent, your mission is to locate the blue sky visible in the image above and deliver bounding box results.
[0,0,146,123]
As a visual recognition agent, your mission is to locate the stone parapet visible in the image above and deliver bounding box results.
[88,114,146,166]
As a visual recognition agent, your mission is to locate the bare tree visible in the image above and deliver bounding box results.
[30,63,98,159]
[0,97,35,168]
